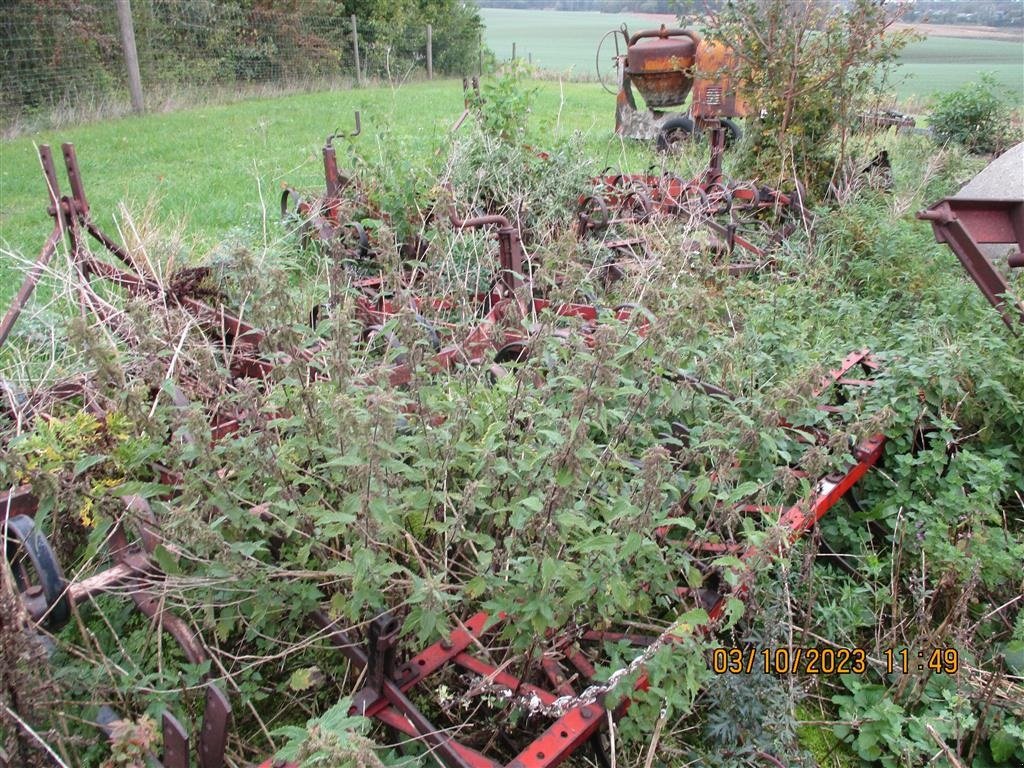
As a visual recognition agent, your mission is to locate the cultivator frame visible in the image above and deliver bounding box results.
[4,142,885,768]
[918,142,1024,331]
[578,163,807,277]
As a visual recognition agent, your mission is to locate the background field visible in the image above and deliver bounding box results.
[3,9,1022,318]
[480,7,1024,105]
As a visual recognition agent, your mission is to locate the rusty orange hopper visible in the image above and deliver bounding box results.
[624,26,699,108]
[692,39,747,119]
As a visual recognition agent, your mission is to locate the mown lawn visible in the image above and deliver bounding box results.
[0,79,646,309]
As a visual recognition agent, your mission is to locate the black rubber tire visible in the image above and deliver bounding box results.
[656,116,696,153]
[4,514,70,631]
[721,117,743,148]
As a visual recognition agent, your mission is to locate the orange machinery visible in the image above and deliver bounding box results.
[598,24,746,150]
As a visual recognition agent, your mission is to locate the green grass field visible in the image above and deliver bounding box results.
[479,8,669,77]
[0,79,645,309]
[480,8,1024,105]
[2,15,1021,312]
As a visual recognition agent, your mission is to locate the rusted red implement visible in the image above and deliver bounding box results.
[5,142,885,768]
[281,112,366,247]
[918,142,1024,331]
[0,143,270,380]
[578,167,806,277]
[4,496,231,768]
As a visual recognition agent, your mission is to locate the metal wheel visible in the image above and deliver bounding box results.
[595,28,628,95]
[4,515,70,630]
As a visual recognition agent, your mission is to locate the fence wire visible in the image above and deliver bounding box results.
[1,0,477,133]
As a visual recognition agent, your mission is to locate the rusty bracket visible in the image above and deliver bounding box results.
[919,197,1024,331]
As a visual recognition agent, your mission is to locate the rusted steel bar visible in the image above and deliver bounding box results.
[0,227,63,349]
[918,143,1024,331]
[919,201,1024,330]
[0,145,65,348]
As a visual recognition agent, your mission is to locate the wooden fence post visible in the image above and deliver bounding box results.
[351,14,362,86]
[426,24,433,79]
[512,42,516,61]
[115,0,144,113]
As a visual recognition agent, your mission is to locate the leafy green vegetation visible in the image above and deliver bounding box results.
[930,73,1018,153]
[1,55,1023,768]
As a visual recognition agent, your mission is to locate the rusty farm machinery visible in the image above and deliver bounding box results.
[2,130,896,768]
[919,141,1024,332]
[596,24,744,152]
[586,25,813,279]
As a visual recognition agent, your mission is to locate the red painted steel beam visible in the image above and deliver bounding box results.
[919,199,1024,331]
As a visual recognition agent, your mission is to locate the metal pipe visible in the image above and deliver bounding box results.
[627,27,701,47]
[0,227,62,348]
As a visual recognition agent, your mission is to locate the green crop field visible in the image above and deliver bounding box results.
[480,8,1024,105]
[479,7,670,77]
[895,35,1024,105]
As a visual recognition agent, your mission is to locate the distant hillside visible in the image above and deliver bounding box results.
[476,0,1024,29]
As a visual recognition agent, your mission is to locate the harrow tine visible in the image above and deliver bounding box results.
[60,142,89,215]
[161,711,189,768]
[198,685,231,768]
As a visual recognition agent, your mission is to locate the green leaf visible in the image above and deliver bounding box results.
[151,544,181,576]
[721,598,745,630]
[72,453,106,478]
[288,666,322,692]
[726,480,761,502]
[329,592,347,620]
[990,728,1019,763]
[540,556,557,588]
[691,475,712,503]
[669,608,710,637]
[1003,640,1024,676]
[520,496,544,513]
[657,516,696,530]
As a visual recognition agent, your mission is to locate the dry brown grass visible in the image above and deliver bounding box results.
[891,21,1023,41]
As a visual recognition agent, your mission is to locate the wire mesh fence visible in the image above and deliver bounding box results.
[1,0,483,135]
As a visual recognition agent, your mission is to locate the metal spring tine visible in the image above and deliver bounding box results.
[198,684,230,768]
[162,711,189,768]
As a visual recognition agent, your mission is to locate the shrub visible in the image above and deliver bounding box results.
[930,73,1016,155]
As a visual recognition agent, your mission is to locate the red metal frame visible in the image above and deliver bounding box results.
[919,196,1024,331]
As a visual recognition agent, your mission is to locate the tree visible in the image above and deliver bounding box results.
[689,0,915,197]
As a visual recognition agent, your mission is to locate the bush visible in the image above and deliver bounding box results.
[930,73,1016,155]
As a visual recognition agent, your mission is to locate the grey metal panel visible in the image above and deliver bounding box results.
[954,142,1024,202]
